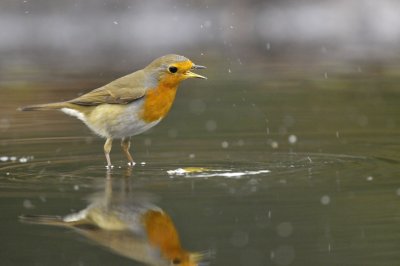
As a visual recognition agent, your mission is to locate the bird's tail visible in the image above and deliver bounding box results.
[18,102,70,111]
[19,214,69,227]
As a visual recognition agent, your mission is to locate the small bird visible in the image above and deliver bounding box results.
[20,178,206,266]
[19,54,206,167]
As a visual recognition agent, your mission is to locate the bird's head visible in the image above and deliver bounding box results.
[145,54,206,87]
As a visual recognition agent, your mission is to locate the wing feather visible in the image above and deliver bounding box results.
[68,70,147,106]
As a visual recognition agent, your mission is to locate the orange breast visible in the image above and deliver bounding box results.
[142,210,183,259]
[140,83,178,123]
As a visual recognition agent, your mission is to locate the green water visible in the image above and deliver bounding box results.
[1,62,400,265]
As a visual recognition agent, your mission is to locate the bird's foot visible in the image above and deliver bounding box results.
[127,161,136,167]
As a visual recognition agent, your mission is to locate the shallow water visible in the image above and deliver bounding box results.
[1,63,400,265]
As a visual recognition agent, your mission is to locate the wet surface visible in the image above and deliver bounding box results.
[1,63,400,265]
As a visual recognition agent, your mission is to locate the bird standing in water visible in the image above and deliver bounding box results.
[19,54,206,167]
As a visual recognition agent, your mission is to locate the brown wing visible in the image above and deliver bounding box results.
[69,86,145,106]
[69,71,147,106]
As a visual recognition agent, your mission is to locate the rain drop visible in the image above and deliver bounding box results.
[221,141,229,149]
[19,157,28,163]
[270,141,279,149]
[320,195,330,205]
[288,134,297,144]
[276,222,293,238]
[205,120,217,132]
[23,199,35,209]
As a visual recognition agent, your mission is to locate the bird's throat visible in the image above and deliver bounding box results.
[140,84,178,123]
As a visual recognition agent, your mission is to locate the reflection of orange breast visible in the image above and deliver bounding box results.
[143,210,182,256]
[140,85,178,122]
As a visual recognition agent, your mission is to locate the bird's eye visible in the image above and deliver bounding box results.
[172,258,181,264]
[168,66,178,73]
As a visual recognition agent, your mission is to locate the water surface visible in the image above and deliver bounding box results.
[1,63,400,265]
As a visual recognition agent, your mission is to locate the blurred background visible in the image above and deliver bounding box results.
[1,0,400,73]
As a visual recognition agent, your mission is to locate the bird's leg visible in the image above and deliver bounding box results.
[121,137,135,166]
[104,138,113,168]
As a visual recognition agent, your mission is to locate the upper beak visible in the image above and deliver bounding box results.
[192,64,206,70]
[185,64,207,79]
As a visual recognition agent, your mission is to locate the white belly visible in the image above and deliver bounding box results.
[61,100,161,139]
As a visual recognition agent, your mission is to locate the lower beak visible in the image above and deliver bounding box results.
[185,71,207,80]
[185,65,207,79]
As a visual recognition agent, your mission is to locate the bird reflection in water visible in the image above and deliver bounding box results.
[20,170,208,266]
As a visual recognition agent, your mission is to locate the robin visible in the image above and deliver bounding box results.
[20,180,205,266]
[19,54,206,168]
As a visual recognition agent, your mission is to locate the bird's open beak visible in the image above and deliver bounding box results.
[185,65,207,79]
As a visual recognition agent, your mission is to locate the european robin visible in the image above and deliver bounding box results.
[20,179,205,266]
[19,54,206,167]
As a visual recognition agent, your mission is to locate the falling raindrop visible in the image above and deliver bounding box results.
[269,140,279,149]
[221,141,229,149]
[288,135,297,144]
[19,157,28,163]
[23,199,35,209]
[205,120,217,132]
[276,222,294,238]
[321,195,330,205]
